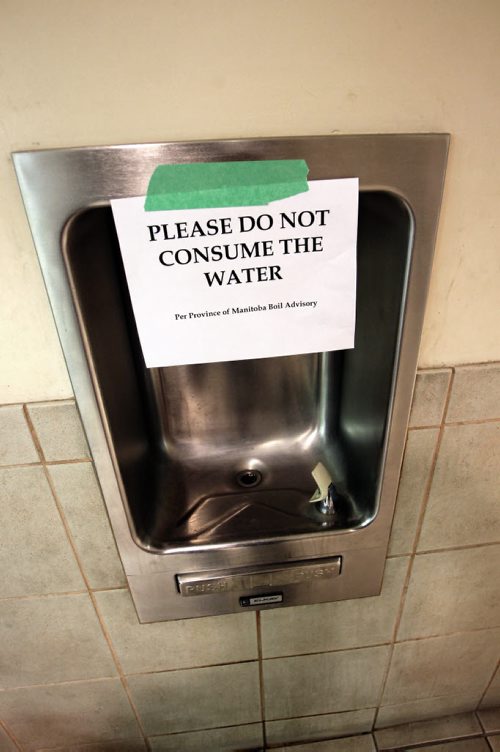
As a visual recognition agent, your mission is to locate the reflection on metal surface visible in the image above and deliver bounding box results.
[177,557,342,596]
[13,135,449,621]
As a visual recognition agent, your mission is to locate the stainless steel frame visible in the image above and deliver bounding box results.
[13,135,448,621]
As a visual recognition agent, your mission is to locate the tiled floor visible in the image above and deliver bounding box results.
[262,708,500,751]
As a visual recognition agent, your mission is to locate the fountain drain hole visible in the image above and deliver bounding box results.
[236,469,262,488]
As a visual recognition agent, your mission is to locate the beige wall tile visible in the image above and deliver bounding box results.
[447,364,500,423]
[273,734,376,751]
[398,545,500,639]
[0,679,141,751]
[0,466,83,597]
[389,429,439,555]
[409,370,451,428]
[375,712,481,750]
[0,405,38,465]
[375,693,481,728]
[95,588,257,673]
[27,402,89,461]
[478,707,500,733]
[418,422,500,550]
[127,662,261,735]
[0,724,17,752]
[0,594,116,688]
[480,666,500,708]
[48,463,125,588]
[149,723,263,751]
[265,708,375,746]
[261,558,408,657]
[383,629,500,705]
[407,740,489,752]
[488,736,500,752]
[263,645,390,720]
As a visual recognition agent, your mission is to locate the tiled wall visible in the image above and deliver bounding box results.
[0,364,499,751]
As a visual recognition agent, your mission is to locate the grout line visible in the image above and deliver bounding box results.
[90,585,129,593]
[0,718,23,751]
[260,641,392,662]
[373,370,456,730]
[410,368,455,556]
[393,626,500,644]
[371,566,412,730]
[147,720,264,739]
[0,676,118,693]
[386,553,411,559]
[476,708,487,733]
[438,369,453,425]
[0,461,41,470]
[41,463,151,752]
[45,457,92,465]
[387,539,500,560]
[89,591,152,751]
[415,541,500,556]
[263,706,377,724]
[0,459,92,471]
[0,590,88,602]
[265,730,376,750]
[476,656,500,711]
[0,587,127,604]
[22,404,45,463]
[376,731,487,751]
[24,398,76,408]
[256,611,268,749]
[30,738,145,752]
[445,416,500,427]
[124,658,259,678]
[406,424,442,431]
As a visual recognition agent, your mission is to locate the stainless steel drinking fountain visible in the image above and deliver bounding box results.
[14,135,448,621]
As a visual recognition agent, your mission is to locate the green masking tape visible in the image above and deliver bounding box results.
[144,159,309,211]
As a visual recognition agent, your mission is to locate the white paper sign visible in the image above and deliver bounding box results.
[111,178,358,368]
